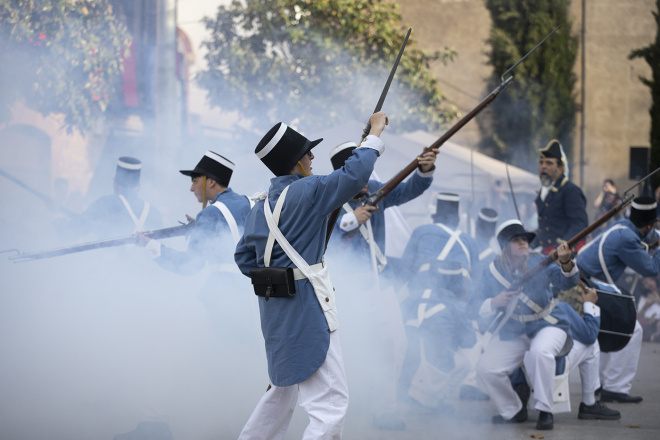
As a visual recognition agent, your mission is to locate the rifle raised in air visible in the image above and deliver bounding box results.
[362,25,561,208]
[7,219,195,263]
[325,27,412,247]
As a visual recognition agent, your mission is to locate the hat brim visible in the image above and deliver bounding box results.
[512,232,537,244]
[179,167,221,183]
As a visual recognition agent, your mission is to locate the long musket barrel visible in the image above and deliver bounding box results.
[8,220,195,263]
[363,25,562,208]
[511,193,634,290]
[325,28,412,247]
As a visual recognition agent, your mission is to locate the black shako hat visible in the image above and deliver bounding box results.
[496,219,536,249]
[329,141,357,171]
[431,192,460,223]
[179,151,234,186]
[629,196,658,226]
[255,123,323,176]
[476,207,498,237]
[115,156,141,188]
[539,139,563,161]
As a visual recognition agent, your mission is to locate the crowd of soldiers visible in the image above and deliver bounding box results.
[44,111,659,439]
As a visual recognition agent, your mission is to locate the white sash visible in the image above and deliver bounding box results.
[211,201,241,245]
[435,223,471,270]
[578,224,628,285]
[263,186,339,331]
[118,195,150,232]
[487,261,558,325]
[405,288,447,328]
[342,202,388,270]
[479,247,495,262]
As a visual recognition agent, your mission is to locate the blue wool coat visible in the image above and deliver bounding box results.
[533,174,588,248]
[332,171,432,260]
[474,253,579,340]
[577,218,660,283]
[235,141,382,386]
[398,223,478,281]
[155,188,251,275]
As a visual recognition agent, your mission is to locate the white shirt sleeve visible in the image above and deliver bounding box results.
[583,301,600,317]
[339,212,360,232]
[359,135,385,156]
[479,298,496,317]
[145,239,162,259]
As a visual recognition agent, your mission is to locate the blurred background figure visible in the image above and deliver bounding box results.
[55,157,163,241]
[592,179,623,231]
[639,276,660,342]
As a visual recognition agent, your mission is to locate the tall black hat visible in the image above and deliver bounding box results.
[431,192,460,224]
[115,157,141,188]
[179,151,234,186]
[476,207,498,237]
[255,123,323,176]
[329,141,357,171]
[629,196,658,226]
[496,219,536,249]
[539,139,563,160]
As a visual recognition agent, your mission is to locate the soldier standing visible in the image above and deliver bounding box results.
[532,140,588,254]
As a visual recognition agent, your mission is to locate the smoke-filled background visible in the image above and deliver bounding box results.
[1,0,658,439]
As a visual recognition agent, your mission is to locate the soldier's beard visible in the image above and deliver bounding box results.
[539,173,553,187]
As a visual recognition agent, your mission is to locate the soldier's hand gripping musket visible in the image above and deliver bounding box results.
[362,26,561,208]
[325,27,412,246]
[7,219,195,263]
[487,193,634,340]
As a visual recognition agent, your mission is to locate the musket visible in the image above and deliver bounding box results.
[505,162,522,224]
[362,25,561,208]
[486,193,634,340]
[0,167,77,218]
[623,166,660,197]
[8,219,195,263]
[325,27,412,247]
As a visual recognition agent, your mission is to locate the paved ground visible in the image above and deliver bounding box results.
[283,342,660,439]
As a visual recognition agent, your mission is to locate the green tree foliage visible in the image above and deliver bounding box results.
[629,0,660,187]
[197,0,458,134]
[0,0,131,133]
[479,0,578,170]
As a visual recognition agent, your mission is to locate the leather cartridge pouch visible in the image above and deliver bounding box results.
[251,267,296,301]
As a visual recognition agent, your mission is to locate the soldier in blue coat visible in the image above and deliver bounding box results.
[532,140,588,254]
[396,260,476,412]
[141,151,251,276]
[138,151,254,344]
[398,193,479,282]
[474,220,579,430]
[328,141,437,273]
[56,157,163,240]
[577,196,660,404]
[234,112,389,439]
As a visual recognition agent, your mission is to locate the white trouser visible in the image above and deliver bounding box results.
[477,326,567,419]
[566,340,600,405]
[456,323,486,388]
[599,320,643,394]
[239,330,349,440]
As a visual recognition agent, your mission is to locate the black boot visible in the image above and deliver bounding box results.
[536,411,554,430]
[492,405,527,424]
[578,401,621,420]
[600,389,643,403]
